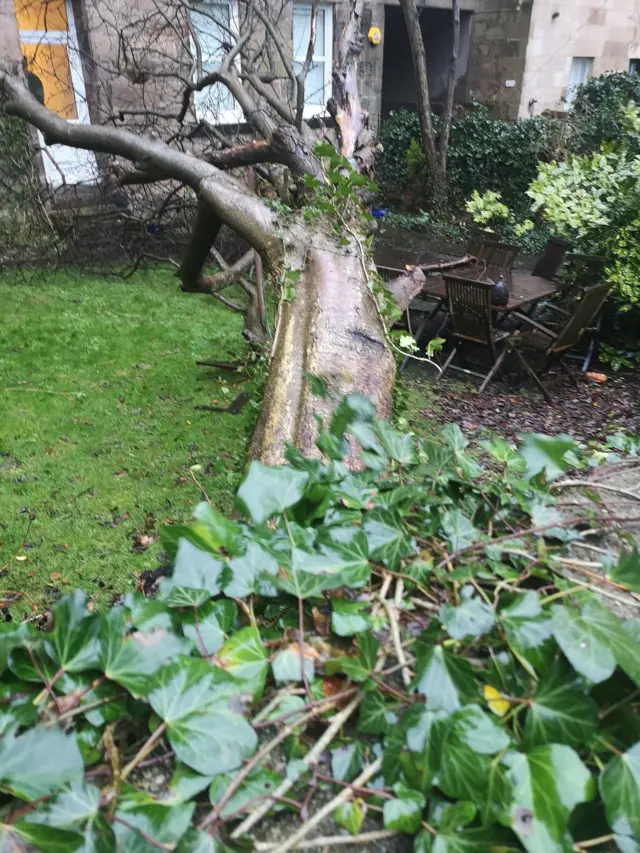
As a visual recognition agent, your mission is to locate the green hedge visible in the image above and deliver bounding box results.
[378,107,572,214]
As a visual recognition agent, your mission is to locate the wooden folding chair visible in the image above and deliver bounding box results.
[438,275,548,399]
[513,282,613,375]
[531,237,570,280]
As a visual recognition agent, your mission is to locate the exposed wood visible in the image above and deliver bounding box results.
[383,266,426,314]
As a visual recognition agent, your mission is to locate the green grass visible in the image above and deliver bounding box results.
[0,268,260,612]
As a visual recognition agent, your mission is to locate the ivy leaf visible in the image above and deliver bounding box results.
[500,592,555,676]
[439,598,495,640]
[383,786,425,833]
[600,742,640,844]
[0,623,40,676]
[519,434,577,482]
[7,824,86,853]
[438,709,512,806]
[45,781,101,828]
[272,645,315,683]
[358,630,380,671]
[100,608,188,697]
[225,541,278,598]
[166,765,214,805]
[0,728,84,800]
[159,584,212,608]
[215,627,268,698]
[441,509,479,552]
[148,658,241,724]
[114,793,195,850]
[608,549,640,593]
[45,591,101,673]
[358,693,395,735]
[275,548,356,599]
[331,743,365,782]
[412,644,478,712]
[481,437,527,474]
[373,420,416,465]
[414,826,522,852]
[237,462,309,524]
[524,661,598,749]
[401,706,450,795]
[553,599,640,686]
[438,801,477,833]
[180,601,236,657]
[209,769,282,819]
[192,502,242,556]
[504,745,595,853]
[331,599,372,637]
[168,710,257,778]
[334,800,366,835]
[175,830,235,853]
[363,509,415,570]
[168,538,226,597]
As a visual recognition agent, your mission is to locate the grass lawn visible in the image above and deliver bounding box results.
[0,268,260,614]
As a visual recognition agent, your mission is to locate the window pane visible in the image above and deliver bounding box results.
[21,42,77,119]
[566,57,593,106]
[191,2,236,118]
[294,60,325,106]
[14,0,68,32]
[293,6,325,58]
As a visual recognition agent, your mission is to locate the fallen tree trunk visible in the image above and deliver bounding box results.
[250,230,395,464]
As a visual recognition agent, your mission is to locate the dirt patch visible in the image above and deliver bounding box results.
[425,368,640,444]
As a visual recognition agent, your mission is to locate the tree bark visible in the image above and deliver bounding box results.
[250,230,395,465]
[398,0,446,202]
[439,0,461,178]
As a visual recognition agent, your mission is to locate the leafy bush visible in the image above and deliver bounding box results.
[1,394,640,852]
[528,103,640,306]
[377,108,573,214]
[573,71,640,153]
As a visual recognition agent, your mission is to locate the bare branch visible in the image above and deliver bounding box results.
[295,1,318,132]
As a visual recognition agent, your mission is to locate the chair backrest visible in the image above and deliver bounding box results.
[472,240,519,273]
[531,237,570,280]
[467,231,497,257]
[444,274,495,348]
[549,282,613,355]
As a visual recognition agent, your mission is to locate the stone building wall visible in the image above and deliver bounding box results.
[519,0,640,116]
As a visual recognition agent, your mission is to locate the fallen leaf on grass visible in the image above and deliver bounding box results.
[585,372,608,383]
[15,555,28,562]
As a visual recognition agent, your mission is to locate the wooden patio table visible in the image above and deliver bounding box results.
[421,267,559,313]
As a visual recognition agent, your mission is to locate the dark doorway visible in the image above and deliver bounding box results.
[382,6,472,118]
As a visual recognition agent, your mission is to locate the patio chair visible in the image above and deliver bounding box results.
[472,240,519,272]
[438,274,549,398]
[531,236,570,280]
[513,281,613,374]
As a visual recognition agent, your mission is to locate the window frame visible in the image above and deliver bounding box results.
[292,2,334,119]
[565,56,594,108]
[630,58,640,75]
[190,0,245,126]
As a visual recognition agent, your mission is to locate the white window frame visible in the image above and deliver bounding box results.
[565,57,593,108]
[293,2,333,118]
[18,0,97,185]
[190,0,244,126]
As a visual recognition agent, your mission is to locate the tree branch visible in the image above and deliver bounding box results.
[295,1,318,132]
[0,73,279,261]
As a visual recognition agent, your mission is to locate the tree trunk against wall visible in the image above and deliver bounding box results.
[398,0,461,203]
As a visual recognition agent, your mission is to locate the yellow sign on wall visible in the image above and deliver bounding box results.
[368,26,381,46]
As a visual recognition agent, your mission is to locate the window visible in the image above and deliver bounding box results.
[630,59,640,75]
[14,0,96,184]
[565,57,593,107]
[190,0,243,124]
[293,3,333,117]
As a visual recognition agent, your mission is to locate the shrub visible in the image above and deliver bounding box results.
[0,394,639,852]
[528,103,640,306]
[377,107,573,214]
[572,71,640,152]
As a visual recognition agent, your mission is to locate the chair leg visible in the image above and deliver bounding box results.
[512,347,551,402]
[400,313,430,373]
[478,346,508,395]
[558,357,579,388]
[438,347,458,382]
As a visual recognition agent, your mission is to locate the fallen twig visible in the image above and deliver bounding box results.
[230,692,364,839]
[253,829,400,851]
[271,758,383,853]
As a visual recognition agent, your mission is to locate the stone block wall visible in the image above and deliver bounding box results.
[519,0,640,116]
